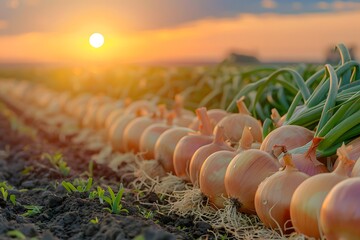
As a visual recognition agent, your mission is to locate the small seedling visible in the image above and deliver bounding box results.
[62,178,93,193]
[6,230,26,240]
[90,217,99,224]
[103,185,128,214]
[42,152,70,176]
[22,205,43,217]
[95,186,106,203]
[0,181,14,190]
[137,206,154,219]
[21,166,34,175]
[0,187,16,205]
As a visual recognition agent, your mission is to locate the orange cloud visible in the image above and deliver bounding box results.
[0,20,7,30]
[0,10,359,64]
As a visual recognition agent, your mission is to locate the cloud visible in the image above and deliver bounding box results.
[317,1,360,10]
[261,0,277,9]
[6,0,19,9]
[0,10,359,63]
[0,20,8,30]
[292,2,302,11]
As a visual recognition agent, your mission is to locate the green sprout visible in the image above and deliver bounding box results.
[42,152,70,176]
[61,178,93,193]
[103,185,128,214]
[6,230,26,240]
[137,206,154,219]
[0,187,16,205]
[22,205,43,217]
[90,217,99,224]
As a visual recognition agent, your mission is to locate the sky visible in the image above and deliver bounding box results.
[0,0,359,64]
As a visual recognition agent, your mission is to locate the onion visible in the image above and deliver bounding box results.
[139,113,175,160]
[290,144,355,239]
[173,95,195,127]
[278,137,328,176]
[105,109,125,133]
[189,109,228,131]
[270,108,286,128]
[155,126,195,173]
[255,147,309,232]
[173,107,214,181]
[224,149,281,214]
[351,156,360,177]
[123,105,166,153]
[215,98,262,145]
[82,96,112,127]
[123,100,156,115]
[108,114,138,152]
[320,178,360,240]
[260,125,314,157]
[199,126,253,208]
[95,100,124,129]
[189,126,234,185]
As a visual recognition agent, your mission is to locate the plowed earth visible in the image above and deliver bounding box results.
[0,102,214,240]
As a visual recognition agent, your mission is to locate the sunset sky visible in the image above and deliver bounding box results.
[0,0,359,64]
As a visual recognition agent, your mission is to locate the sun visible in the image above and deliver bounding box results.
[89,33,104,48]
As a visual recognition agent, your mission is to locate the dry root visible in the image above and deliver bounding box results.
[167,187,218,222]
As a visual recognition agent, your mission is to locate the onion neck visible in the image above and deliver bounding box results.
[239,126,253,150]
[214,126,225,144]
[236,97,251,115]
[157,104,167,119]
[334,144,355,176]
[174,94,183,117]
[166,112,175,126]
[196,107,213,136]
[305,137,324,165]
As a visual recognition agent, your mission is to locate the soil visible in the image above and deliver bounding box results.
[0,101,215,240]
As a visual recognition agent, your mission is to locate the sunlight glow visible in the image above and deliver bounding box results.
[89,33,104,48]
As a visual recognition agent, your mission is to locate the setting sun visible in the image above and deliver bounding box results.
[89,33,104,48]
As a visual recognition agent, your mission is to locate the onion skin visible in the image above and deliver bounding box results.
[108,114,137,152]
[224,149,281,214]
[173,107,213,181]
[139,115,174,160]
[320,178,360,240]
[255,151,309,232]
[199,150,236,208]
[155,127,195,173]
[351,156,360,177]
[105,109,124,133]
[261,125,314,157]
[189,126,234,185]
[278,138,328,176]
[290,144,354,239]
[123,115,160,153]
[216,99,263,144]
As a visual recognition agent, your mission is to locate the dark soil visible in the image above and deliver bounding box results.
[0,101,214,240]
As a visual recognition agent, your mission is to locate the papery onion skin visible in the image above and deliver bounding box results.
[216,99,263,144]
[189,126,234,185]
[199,150,236,208]
[278,138,328,176]
[320,178,360,240]
[155,127,195,173]
[173,107,213,181]
[123,116,160,153]
[255,151,309,232]
[224,149,280,214]
[351,156,360,177]
[290,145,354,239]
[261,125,314,157]
[139,115,174,160]
[108,114,137,152]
